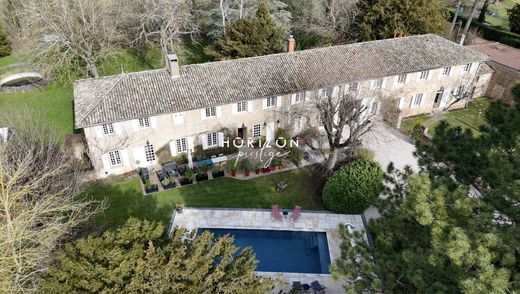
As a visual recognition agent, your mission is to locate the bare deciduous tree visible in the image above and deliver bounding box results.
[0,109,104,293]
[18,0,130,79]
[129,0,197,56]
[459,0,481,45]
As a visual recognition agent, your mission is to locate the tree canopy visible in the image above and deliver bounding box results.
[204,2,284,60]
[42,218,274,293]
[355,0,447,41]
[509,3,520,34]
[0,23,11,57]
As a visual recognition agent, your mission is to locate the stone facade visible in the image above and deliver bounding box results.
[485,61,520,105]
[85,62,491,178]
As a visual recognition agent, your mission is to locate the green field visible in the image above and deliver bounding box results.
[87,167,325,226]
[485,0,517,30]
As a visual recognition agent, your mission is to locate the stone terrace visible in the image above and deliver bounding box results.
[169,208,366,293]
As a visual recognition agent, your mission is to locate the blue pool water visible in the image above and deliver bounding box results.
[198,228,331,274]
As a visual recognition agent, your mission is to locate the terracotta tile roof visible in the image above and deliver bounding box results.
[74,34,489,128]
[467,42,520,71]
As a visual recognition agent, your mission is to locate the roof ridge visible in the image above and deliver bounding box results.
[77,74,126,125]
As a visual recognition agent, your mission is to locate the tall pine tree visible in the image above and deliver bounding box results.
[355,0,447,41]
[205,2,284,60]
[42,218,274,293]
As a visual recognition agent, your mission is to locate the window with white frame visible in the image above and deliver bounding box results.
[372,79,383,89]
[294,92,305,103]
[176,138,187,153]
[205,106,216,118]
[419,71,429,80]
[266,97,277,108]
[463,63,472,72]
[144,142,155,163]
[442,66,451,76]
[207,132,218,147]
[412,93,423,107]
[138,117,151,128]
[253,124,261,138]
[237,101,248,112]
[317,89,326,98]
[350,82,359,92]
[371,102,379,114]
[397,74,407,84]
[102,123,115,135]
[108,150,122,166]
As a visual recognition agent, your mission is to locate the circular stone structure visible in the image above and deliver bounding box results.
[0,72,44,87]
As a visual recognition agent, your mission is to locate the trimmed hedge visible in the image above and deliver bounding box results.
[450,11,520,48]
[322,159,384,214]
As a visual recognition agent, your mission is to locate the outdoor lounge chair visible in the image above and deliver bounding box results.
[271,204,283,221]
[163,161,179,177]
[290,205,302,221]
[310,280,326,293]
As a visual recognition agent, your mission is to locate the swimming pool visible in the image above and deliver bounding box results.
[198,228,331,274]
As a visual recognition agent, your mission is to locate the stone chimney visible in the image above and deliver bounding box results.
[287,35,295,53]
[166,54,180,79]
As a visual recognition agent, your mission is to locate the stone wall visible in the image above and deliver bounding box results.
[485,61,520,105]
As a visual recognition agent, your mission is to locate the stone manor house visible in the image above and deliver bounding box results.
[73,34,493,178]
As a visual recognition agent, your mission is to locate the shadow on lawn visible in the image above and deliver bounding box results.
[84,180,173,228]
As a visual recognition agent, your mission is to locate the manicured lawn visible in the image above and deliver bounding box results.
[86,167,326,226]
[485,0,516,30]
[401,98,491,137]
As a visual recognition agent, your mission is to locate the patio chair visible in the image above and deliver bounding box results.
[163,161,179,177]
[290,205,302,221]
[271,204,283,221]
[310,280,326,293]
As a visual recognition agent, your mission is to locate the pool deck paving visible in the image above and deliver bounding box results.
[169,207,366,293]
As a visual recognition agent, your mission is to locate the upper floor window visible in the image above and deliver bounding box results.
[108,150,122,166]
[237,101,248,113]
[442,67,451,76]
[397,74,407,84]
[419,71,429,80]
[102,123,115,135]
[176,138,187,153]
[371,101,379,114]
[372,79,383,89]
[412,93,423,107]
[294,92,305,103]
[317,89,326,99]
[207,132,218,147]
[266,97,277,108]
[138,117,151,128]
[205,107,216,118]
[144,142,155,163]
[463,63,472,72]
[253,124,261,138]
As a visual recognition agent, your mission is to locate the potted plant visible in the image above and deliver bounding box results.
[144,178,158,194]
[270,158,277,172]
[240,159,252,177]
[196,166,209,182]
[180,169,194,186]
[212,164,225,178]
[227,162,237,177]
[255,162,262,174]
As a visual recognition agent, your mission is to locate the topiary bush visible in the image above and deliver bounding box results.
[322,159,384,214]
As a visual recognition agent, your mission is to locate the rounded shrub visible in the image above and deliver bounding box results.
[322,159,384,214]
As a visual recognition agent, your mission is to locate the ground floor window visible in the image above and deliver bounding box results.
[207,132,218,147]
[253,124,261,138]
[144,142,155,162]
[176,138,187,153]
[412,93,423,107]
[108,150,122,166]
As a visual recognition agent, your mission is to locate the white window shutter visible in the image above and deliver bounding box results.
[332,86,339,97]
[200,109,206,120]
[113,122,123,135]
[120,149,129,166]
[232,103,238,114]
[216,106,222,117]
[291,94,296,105]
[200,134,208,150]
[150,117,157,128]
[95,126,104,138]
[420,94,425,106]
[101,153,111,170]
[187,136,194,151]
[170,140,178,156]
[398,97,405,110]
[217,132,224,147]
[262,98,267,109]
[248,101,253,112]
[277,96,282,107]
[381,78,386,89]
[409,96,414,108]
[132,119,140,131]
[132,147,145,167]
